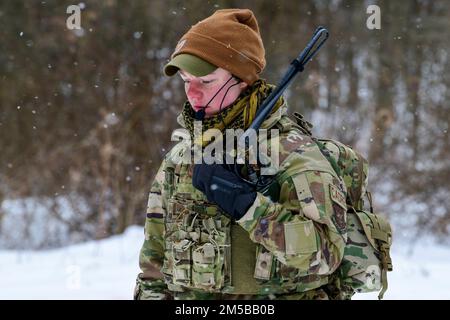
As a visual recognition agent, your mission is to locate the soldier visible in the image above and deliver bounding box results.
[134,8,349,300]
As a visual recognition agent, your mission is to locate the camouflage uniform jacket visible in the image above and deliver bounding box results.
[134,104,348,300]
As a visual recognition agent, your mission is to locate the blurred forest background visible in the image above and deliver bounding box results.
[0,0,448,249]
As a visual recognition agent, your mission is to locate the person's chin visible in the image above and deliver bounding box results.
[192,105,202,112]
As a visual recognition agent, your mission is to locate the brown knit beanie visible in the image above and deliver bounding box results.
[164,8,266,85]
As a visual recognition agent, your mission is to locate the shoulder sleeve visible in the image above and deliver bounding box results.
[237,139,348,276]
[135,160,171,300]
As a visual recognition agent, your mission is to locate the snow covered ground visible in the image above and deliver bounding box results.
[0,225,449,300]
[0,226,142,300]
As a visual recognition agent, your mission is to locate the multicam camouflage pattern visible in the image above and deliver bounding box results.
[313,137,393,299]
[135,104,354,300]
[317,139,369,210]
[287,113,392,299]
[135,105,392,300]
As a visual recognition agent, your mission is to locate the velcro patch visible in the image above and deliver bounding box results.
[330,184,347,210]
[284,220,318,255]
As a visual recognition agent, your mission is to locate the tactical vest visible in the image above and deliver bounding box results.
[160,128,331,297]
[160,114,392,299]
